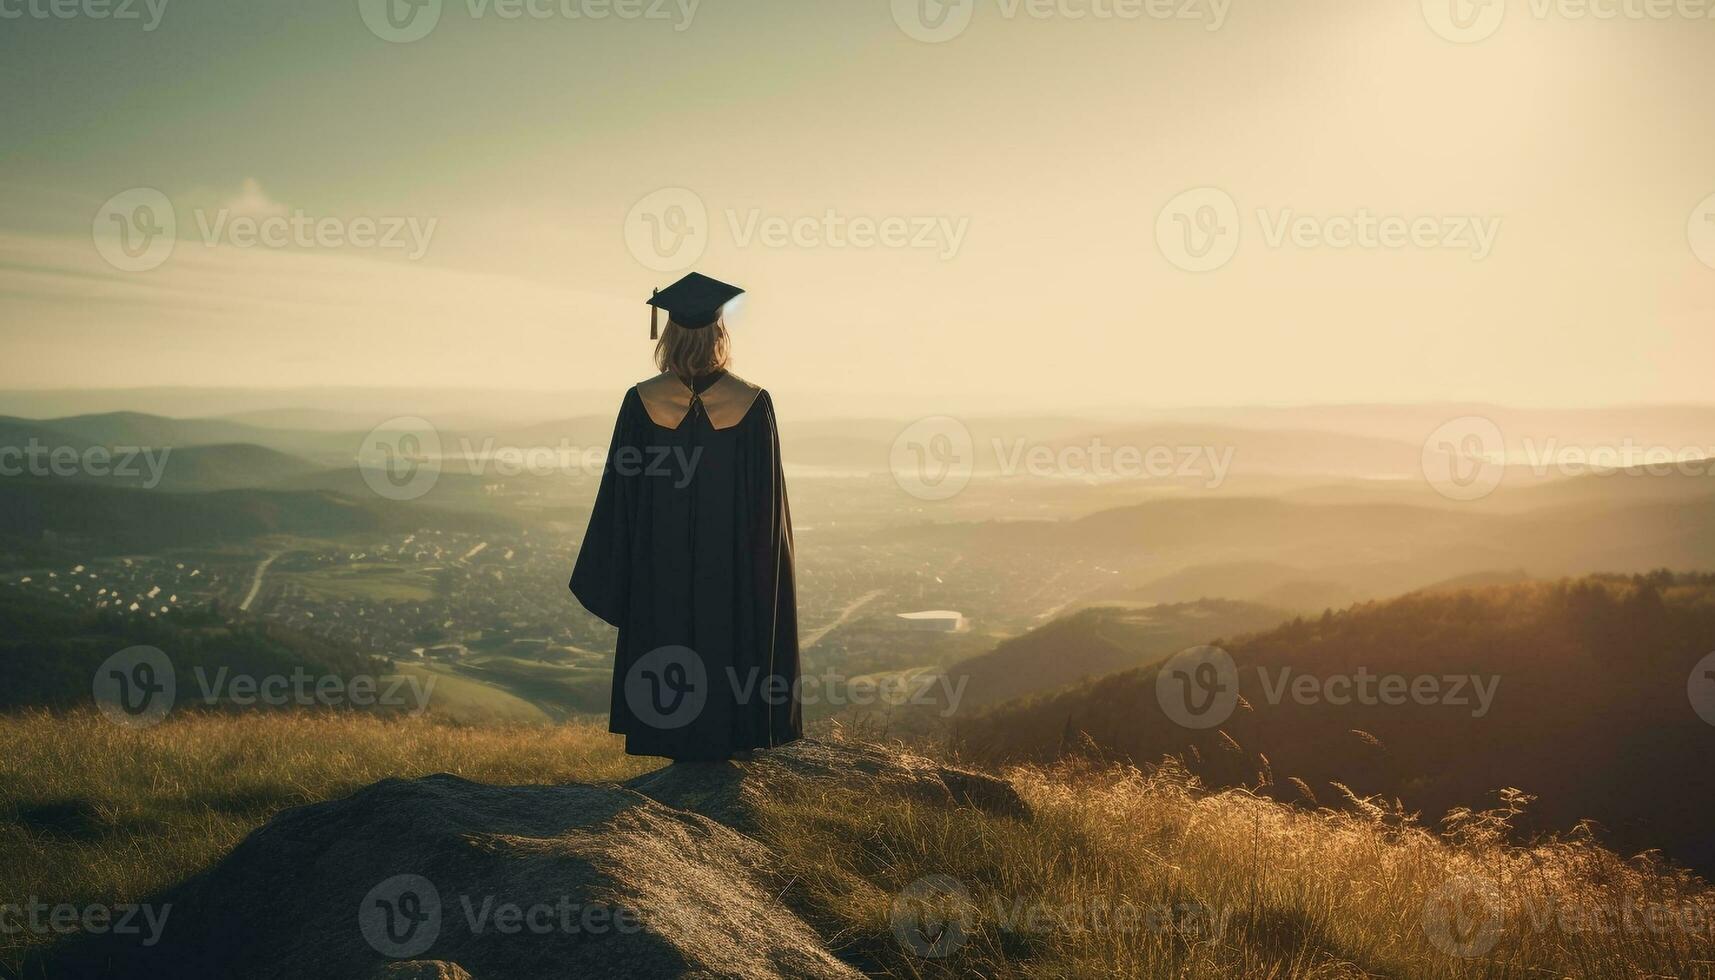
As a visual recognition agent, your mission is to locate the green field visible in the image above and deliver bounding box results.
[454,654,612,717]
[278,563,439,602]
[384,655,612,724]
[390,661,556,724]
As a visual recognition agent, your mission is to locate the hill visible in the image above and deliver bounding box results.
[118,443,323,492]
[1,412,273,450]
[1096,560,1368,613]
[6,715,1710,978]
[218,408,403,431]
[0,478,508,554]
[0,480,384,553]
[958,572,1715,877]
[1095,563,1534,616]
[943,600,1290,711]
[0,412,380,462]
[0,588,388,714]
[895,492,1715,605]
[0,417,90,454]
[20,733,1022,980]
[1501,456,1715,510]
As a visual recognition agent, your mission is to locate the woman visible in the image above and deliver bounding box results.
[570,272,801,761]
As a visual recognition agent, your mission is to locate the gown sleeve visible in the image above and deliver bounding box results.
[569,390,641,628]
[756,391,802,742]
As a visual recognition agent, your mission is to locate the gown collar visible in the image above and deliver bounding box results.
[637,370,761,431]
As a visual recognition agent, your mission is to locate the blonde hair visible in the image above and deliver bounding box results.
[654,318,732,380]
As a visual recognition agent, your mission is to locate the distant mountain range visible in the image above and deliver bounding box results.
[8,408,1713,501]
[8,407,1713,600]
[1090,562,1537,615]
[5,392,1713,450]
[0,387,620,424]
[121,444,324,493]
[0,412,599,507]
[1096,561,1370,613]
[10,412,280,450]
[0,412,362,464]
[892,480,1715,602]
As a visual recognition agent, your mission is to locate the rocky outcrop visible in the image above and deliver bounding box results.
[369,962,475,980]
[624,737,1030,833]
[31,738,1026,980]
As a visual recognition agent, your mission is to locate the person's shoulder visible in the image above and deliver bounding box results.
[718,371,764,397]
[632,372,675,398]
[706,372,766,430]
[605,381,641,417]
[632,372,690,427]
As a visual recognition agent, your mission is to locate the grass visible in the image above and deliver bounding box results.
[454,654,613,717]
[391,660,556,724]
[277,564,438,602]
[3,711,1711,978]
[754,755,1715,979]
[0,709,653,971]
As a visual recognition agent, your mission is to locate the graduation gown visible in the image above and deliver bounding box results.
[569,370,802,760]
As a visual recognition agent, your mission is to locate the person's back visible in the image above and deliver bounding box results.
[569,274,800,761]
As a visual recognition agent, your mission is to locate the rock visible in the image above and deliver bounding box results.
[625,737,1031,833]
[369,961,474,980]
[36,774,860,980]
[32,738,1024,980]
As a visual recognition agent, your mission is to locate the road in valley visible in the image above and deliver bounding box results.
[802,589,883,651]
[239,552,280,611]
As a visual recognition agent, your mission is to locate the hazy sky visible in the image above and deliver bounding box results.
[3,0,1713,412]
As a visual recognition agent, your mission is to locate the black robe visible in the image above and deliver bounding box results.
[569,371,801,760]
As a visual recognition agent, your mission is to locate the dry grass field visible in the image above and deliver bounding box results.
[3,710,1711,978]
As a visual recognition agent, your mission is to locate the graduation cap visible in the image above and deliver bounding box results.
[647,273,744,339]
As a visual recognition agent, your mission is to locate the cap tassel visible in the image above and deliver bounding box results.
[650,288,660,340]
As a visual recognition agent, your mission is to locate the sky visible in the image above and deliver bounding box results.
[2,0,1713,414]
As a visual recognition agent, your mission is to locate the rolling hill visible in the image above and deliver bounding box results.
[0,412,355,462]
[1091,562,1537,615]
[5,411,274,450]
[943,599,1290,711]
[894,489,1715,596]
[958,572,1715,875]
[0,478,510,554]
[104,443,323,492]
[0,587,388,714]
[1095,561,1367,613]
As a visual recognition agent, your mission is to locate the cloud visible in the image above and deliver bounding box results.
[0,226,636,391]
